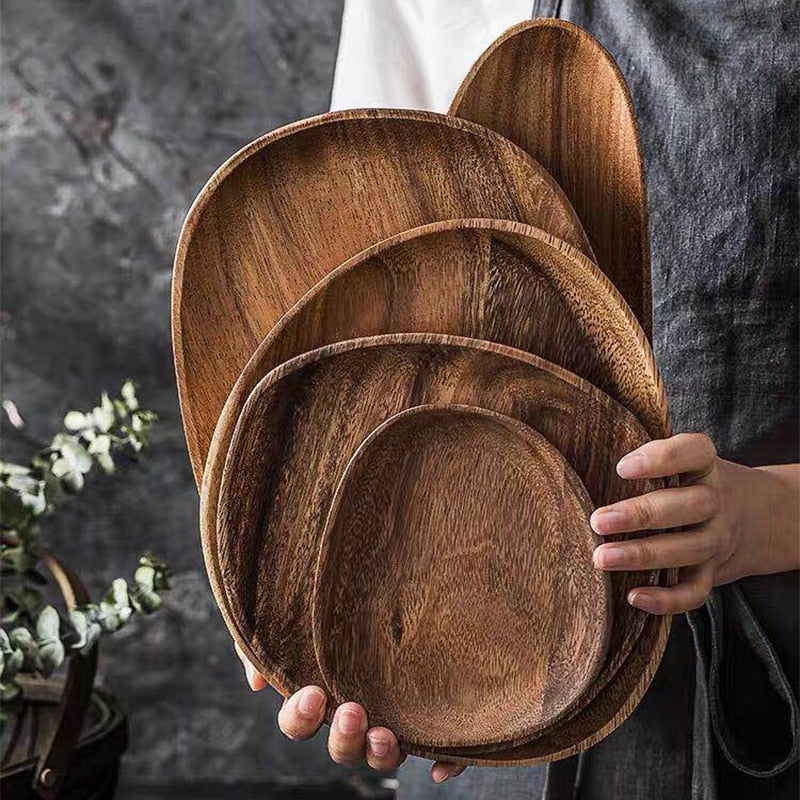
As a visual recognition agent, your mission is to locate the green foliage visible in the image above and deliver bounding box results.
[0,382,170,714]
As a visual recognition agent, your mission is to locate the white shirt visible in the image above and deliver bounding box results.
[330,0,534,113]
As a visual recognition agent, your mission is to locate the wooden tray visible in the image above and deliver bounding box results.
[416,566,676,764]
[313,404,610,749]
[212,334,664,721]
[173,108,595,485]
[199,220,669,689]
[451,19,653,338]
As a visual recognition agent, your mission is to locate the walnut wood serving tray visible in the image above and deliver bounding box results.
[213,334,665,723]
[173,109,595,485]
[451,19,653,337]
[200,220,669,683]
[313,404,610,749]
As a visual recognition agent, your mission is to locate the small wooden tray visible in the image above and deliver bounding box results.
[173,109,594,486]
[451,19,653,338]
[213,334,664,710]
[416,566,676,764]
[313,404,610,749]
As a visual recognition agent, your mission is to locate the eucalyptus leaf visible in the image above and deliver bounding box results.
[88,434,112,455]
[52,435,93,474]
[64,411,89,431]
[120,381,139,410]
[0,462,31,476]
[35,605,61,640]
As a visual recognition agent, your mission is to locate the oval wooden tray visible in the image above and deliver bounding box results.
[199,220,669,696]
[313,404,610,749]
[213,334,664,719]
[451,19,652,338]
[173,108,595,485]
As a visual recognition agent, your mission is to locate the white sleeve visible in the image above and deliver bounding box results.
[330,0,534,113]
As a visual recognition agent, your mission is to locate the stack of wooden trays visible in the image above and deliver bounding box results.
[172,20,676,765]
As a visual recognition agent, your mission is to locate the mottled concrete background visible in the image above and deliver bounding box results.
[0,0,367,792]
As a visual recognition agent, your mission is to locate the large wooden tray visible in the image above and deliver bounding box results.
[173,109,594,485]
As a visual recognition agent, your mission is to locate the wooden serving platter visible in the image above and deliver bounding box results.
[199,220,669,692]
[313,404,610,749]
[213,334,664,718]
[416,566,675,764]
[173,109,595,485]
[451,19,653,337]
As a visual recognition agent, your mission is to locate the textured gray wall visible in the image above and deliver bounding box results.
[1,0,355,790]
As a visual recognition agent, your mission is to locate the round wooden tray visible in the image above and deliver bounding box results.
[313,404,610,749]
[173,109,595,485]
[451,19,652,338]
[212,335,665,732]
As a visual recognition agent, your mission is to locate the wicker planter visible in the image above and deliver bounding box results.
[1,680,127,800]
[1,554,126,799]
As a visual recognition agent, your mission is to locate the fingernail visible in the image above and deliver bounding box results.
[368,733,390,758]
[590,509,624,534]
[594,544,625,568]
[431,765,450,783]
[244,663,257,690]
[628,591,656,612]
[337,708,365,735]
[617,452,646,478]
[297,688,324,718]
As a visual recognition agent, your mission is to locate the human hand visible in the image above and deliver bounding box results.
[234,644,466,784]
[592,433,800,614]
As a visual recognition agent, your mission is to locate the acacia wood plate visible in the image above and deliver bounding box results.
[173,108,595,486]
[312,404,610,749]
[451,19,653,338]
[199,220,669,691]
[416,566,676,764]
[213,334,665,720]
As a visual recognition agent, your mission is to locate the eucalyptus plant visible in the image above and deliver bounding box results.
[0,382,170,716]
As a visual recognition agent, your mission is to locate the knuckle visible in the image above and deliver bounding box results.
[696,485,721,518]
[631,496,655,529]
[696,531,718,561]
[683,576,713,611]
[695,433,717,462]
[683,593,707,612]
[630,539,655,569]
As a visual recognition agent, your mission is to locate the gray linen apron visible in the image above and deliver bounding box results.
[398,1,799,797]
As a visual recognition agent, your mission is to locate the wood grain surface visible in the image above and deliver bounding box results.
[199,220,668,692]
[313,404,610,749]
[417,566,675,765]
[173,109,595,485]
[213,334,667,758]
[451,19,653,338]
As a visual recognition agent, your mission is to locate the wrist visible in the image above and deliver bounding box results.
[730,462,800,579]
[756,464,800,574]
